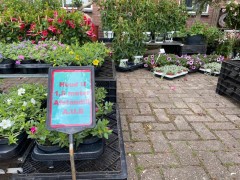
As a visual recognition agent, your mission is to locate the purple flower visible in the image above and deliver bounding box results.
[167,57,172,61]
[18,55,24,60]
[144,64,148,68]
[150,55,154,59]
[150,59,155,65]
[0,54,3,59]
[144,57,148,61]
[15,60,21,65]
[191,66,196,70]
[204,54,207,58]
[189,61,193,65]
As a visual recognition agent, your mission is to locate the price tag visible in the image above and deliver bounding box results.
[47,66,95,134]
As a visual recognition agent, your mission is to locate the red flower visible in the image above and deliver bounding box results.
[56,29,61,34]
[18,36,23,41]
[86,30,96,38]
[11,17,18,22]
[84,15,91,26]
[19,23,25,31]
[30,126,37,134]
[57,18,63,24]
[47,18,54,24]
[48,26,57,33]
[41,30,48,37]
[31,40,36,44]
[66,20,75,29]
[30,23,36,30]
[54,11,58,18]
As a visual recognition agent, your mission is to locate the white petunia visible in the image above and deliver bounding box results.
[6,98,12,105]
[23,101,27,106]
[18,88,26,96]
[30,98,36,105]
[0,119,14,129]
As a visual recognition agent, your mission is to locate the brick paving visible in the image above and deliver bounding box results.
[117,69,240,180]
[1,69,240,180]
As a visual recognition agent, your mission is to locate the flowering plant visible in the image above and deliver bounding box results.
[0,84,47,144]
[225,2,240,29]
[25,87,113,148]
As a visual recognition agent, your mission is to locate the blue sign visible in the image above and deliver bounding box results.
[47,67,95,134]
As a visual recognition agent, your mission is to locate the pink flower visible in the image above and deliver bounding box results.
[144,57,148,61]
[54,11,58,18]
[15,60,21,65]
[144,64,148,67]
[150,55,154,59]
[170,86,176,91]
[30,126,37,134]
[95,107,99,112]
[18,55,24,60]
[150,59,155,65]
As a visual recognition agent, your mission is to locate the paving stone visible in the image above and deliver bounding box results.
[156,95,172,102]
[171,141,200,166]
[120,108,139,115]
[228,130,240,139]
[125,97,138,108]
[163,166,209,180]
[182,97,199,103]
[217,108,240,115]
[150,103,175,109]
[205,122,238,130]
[166,131,199,140]
[228,166,240,180]
[138,103,152,114]
[184,115,214,122]
[136,153,178,168]
[149,132,171,153]
[197,151,231,180]
[200,102,227,108]
[125,142,152,153]
[168,93,193,98]
[226,115,240,126]
[153,109,170,122]
[191,123,216,140]
[136,97,159,103]
[140,168,163,180]
[147,123,176,131]
[130,123,148,141]
[174,116,192,130]
[188,140,226,151]
[126,155,138,180]
[122,131,131,141]
[205,109,229,121]
[174,101,189,108]
[216,151,240,164]
[120,115,129,131]
[130,116,156,123]
[214,131,240,150]
[187,103,205,114]
[166,109,194,115]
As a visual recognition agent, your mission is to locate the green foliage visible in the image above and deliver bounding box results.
[0,83,47,144]
[225,2,240,29]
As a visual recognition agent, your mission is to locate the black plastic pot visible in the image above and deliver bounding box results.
[15,63,52,74]
[185,34,205,45]
[0,59,15,74]
[37,143,63,153]
[82,136,101,145]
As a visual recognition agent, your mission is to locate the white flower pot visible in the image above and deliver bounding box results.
[143,32,152,43]
[155,32,164,43]
[103,31,114,39]
[119,59,128,68]
[165,31,174,42]
[133,56,143,65]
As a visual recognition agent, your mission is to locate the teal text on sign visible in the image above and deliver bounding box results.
[49,69,93,128]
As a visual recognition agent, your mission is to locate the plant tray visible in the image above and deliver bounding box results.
[116,62,143,72]
[31,139,104,162]
[15,64,52,74]
[199,68,220,75]
[154,71,188,79]
[6,106,127,180]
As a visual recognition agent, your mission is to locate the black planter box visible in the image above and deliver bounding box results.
[15,63,52,74]
[8,106,127,180]
[216,60,240,103]
[0,59,15,74]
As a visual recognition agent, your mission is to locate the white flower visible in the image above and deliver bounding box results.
[18,88,26,96]
[0,119,14,129]
[30,98,36,105]
[6,98,12,105]
[23,101,27,106]
[44,93,48,96]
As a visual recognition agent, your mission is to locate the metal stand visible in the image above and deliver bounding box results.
[69,134,76,180]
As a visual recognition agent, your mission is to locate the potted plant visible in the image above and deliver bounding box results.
[153,64,188,78]
[201,62,222,75]
[25,87,113,152]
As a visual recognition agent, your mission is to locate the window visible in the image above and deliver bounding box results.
[62,0,93,12]
[185,0,209,15]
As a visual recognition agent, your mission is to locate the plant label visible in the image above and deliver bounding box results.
[47,66,95,134]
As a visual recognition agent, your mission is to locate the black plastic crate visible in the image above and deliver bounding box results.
[216,82,240,103]
[95,59,116,80]
[5,106,127,180]
[95,79,117,103]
